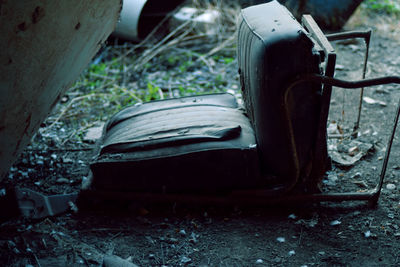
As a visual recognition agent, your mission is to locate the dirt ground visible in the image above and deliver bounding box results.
[1,5,400,267]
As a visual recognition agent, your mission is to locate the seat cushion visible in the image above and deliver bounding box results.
[90,93,264,193]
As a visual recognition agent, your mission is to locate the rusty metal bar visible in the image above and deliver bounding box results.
[326,30,372,137]
[290,75,400,89]
[78,188,382,207]
[325,30,371,41]
[370,92,400,204]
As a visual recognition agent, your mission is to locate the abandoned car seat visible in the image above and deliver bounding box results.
[82,1,399,206]
[88,1,325,195]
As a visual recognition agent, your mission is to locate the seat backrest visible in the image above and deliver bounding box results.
[237,1,323,183]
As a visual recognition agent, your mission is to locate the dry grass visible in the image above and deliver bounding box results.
[39,0,242,146]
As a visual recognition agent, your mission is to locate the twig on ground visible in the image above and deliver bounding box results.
[46,93,111,129]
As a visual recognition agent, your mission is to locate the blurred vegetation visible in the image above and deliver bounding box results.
[40,0,240,144]
[362,0,400,15]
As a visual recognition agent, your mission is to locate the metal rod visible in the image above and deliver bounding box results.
[291,75,400,89]
[326,30,372,137]
[370,95,400,205]
[79,189,382,207]
[325,30,371,41]
[354,33,371,137]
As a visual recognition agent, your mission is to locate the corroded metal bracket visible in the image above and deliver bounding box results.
[283,74,400,205]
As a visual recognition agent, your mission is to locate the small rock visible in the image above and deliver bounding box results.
[335,64,346,70]
[103,255,139,267]
[276,237,285,243]
[318,251,326,256]
[63,157,73,163]
[386,184,396,190]
[288,250,296,256]
[148,254,155,259]
[256,259,263,264]
[323,172,338,186]
[179,229,187,236]
[364,230,373,238]
[180,256,191,264]
[352,172,362,179]
[83,123,105,142]
[363,96,387,107]
[288,213,297,219]
[56,178,70,184]
[189,232,198,244]
[330,220,342,226]
[327,121,340,135]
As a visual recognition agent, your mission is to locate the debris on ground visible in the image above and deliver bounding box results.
[328,139,374,167]
[102,255,139,267]
[363,96,387,107]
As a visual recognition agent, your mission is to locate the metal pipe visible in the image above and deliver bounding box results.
[326,30,372,137]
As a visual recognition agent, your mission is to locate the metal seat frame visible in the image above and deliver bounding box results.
[78,16,400,208]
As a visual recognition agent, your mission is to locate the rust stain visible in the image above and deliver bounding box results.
[32,6,45,24]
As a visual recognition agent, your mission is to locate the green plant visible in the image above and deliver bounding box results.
[145,82,161,102]
[362,0,400,14]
